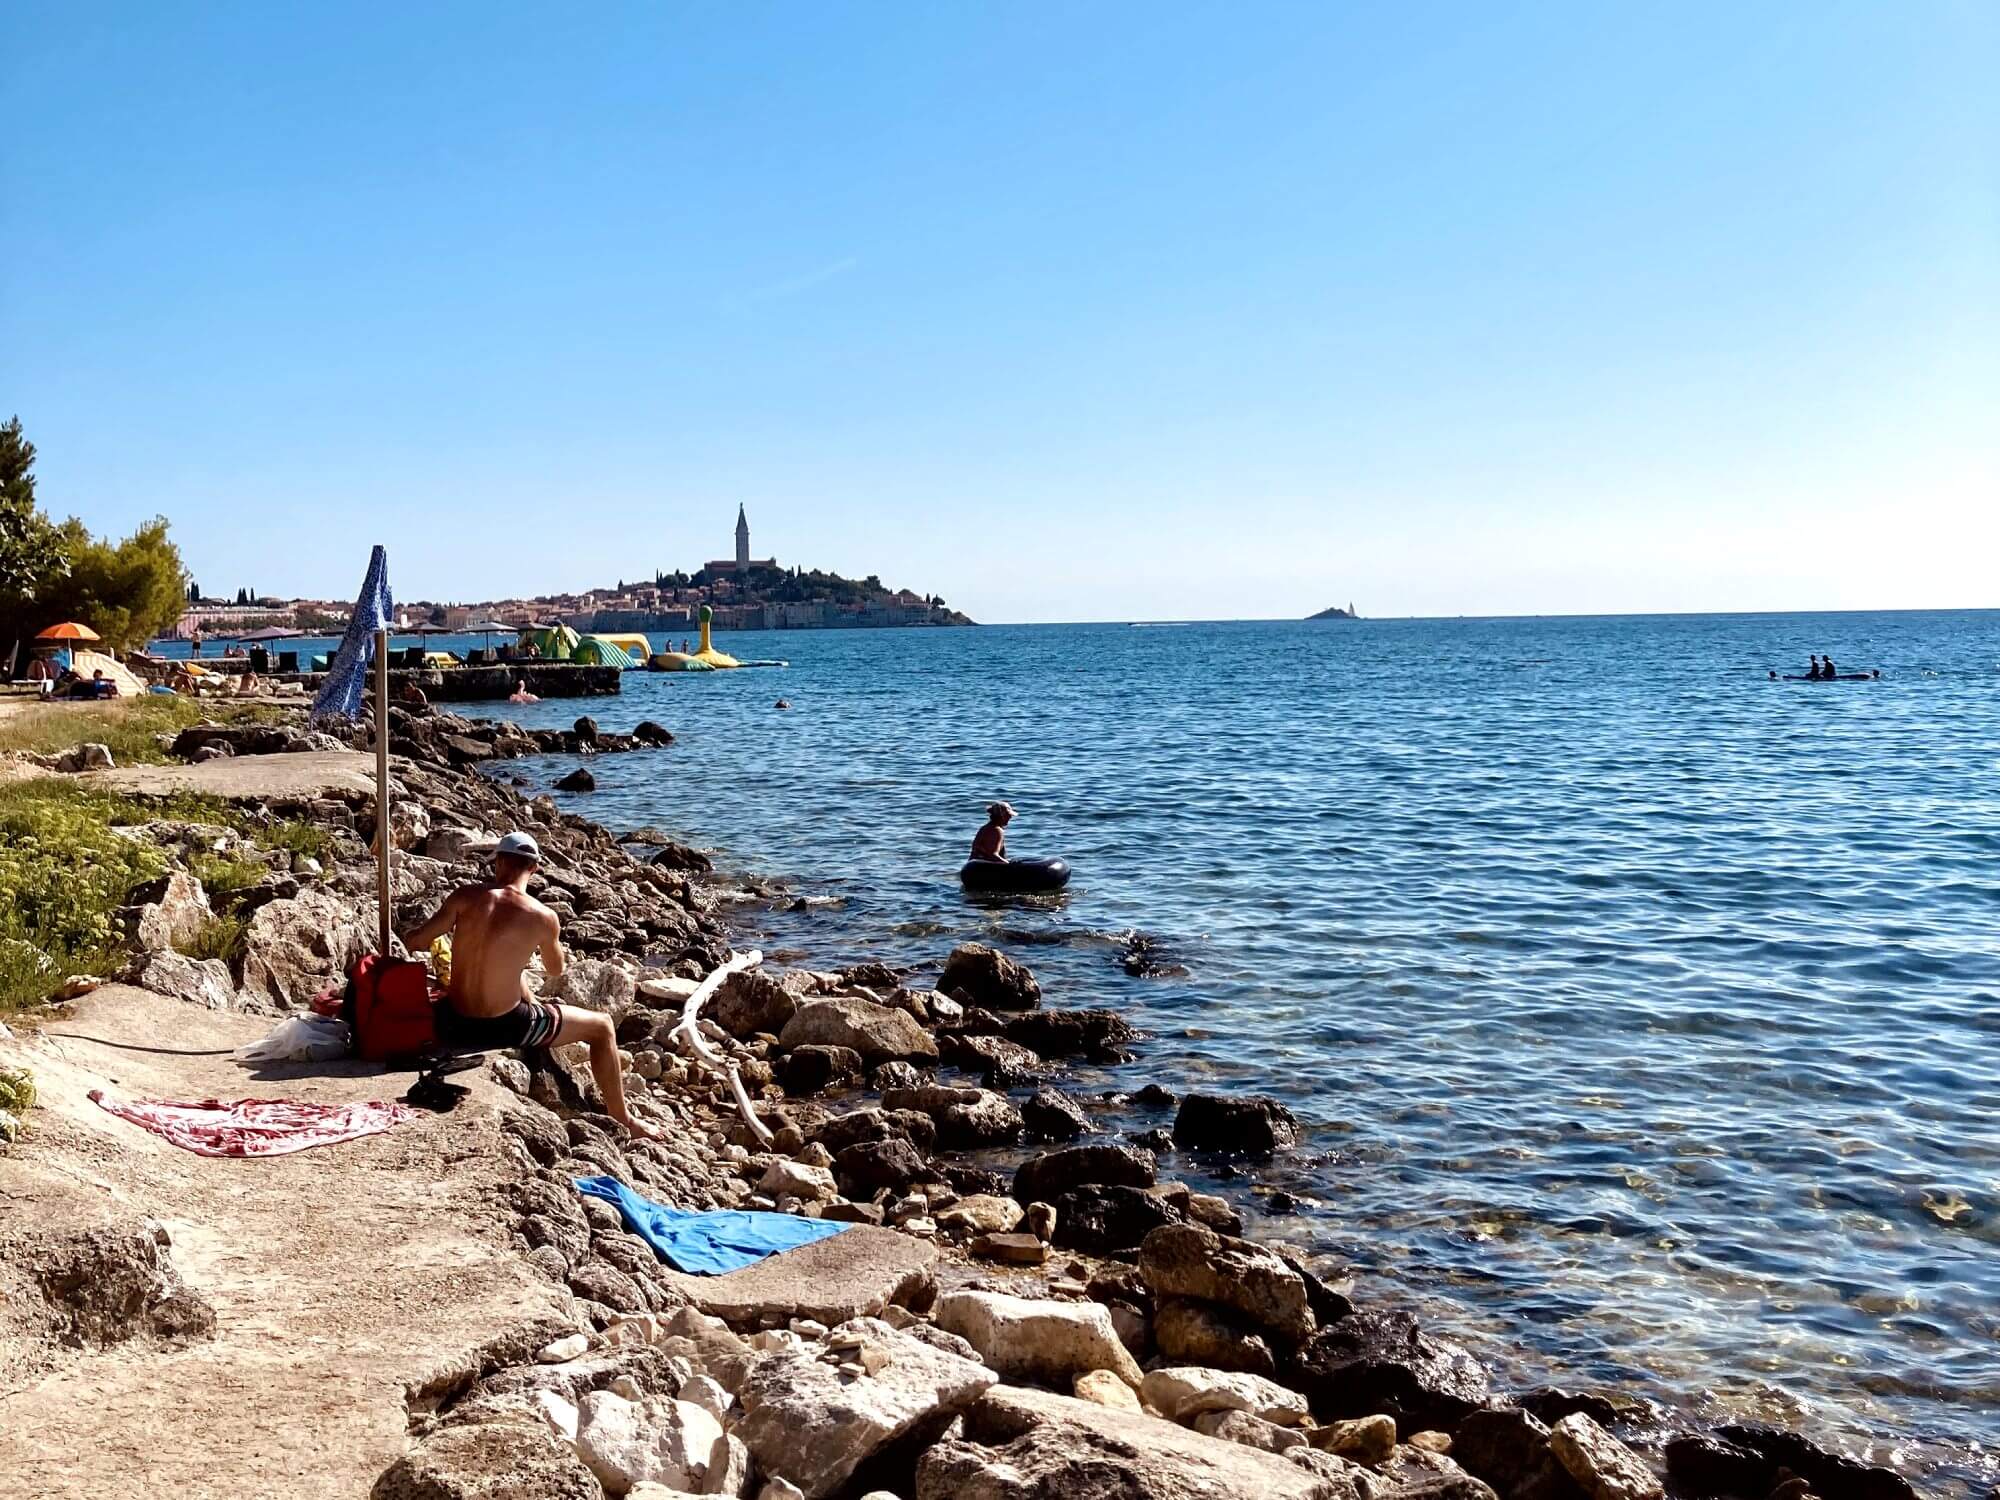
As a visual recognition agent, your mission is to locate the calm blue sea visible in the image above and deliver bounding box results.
[192,612,2000,1487]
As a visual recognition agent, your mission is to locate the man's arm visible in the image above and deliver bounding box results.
[538,909,566,988]
[400,889,461,953]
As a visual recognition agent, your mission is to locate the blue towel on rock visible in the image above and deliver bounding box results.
[574,1174,851,1276]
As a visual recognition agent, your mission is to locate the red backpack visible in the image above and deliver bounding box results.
[344,952,438,1062]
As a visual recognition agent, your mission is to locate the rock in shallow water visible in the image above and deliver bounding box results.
[1173,1092,1300,1154]
[1013,1143,1155,1205]
[1290,1308,1491,1432]
[938,942,1041,1010]
[1548,1413,1662,1500]
[1137,1222,1317,1346]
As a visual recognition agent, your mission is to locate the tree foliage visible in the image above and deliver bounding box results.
[0,417,189,652]
[0,417,70,607]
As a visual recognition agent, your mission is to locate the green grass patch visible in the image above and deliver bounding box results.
[177,913,248,964]
[256,817,334,863]
[0,779,173,1016]
[187,852,268,899]
[0,697,283,766]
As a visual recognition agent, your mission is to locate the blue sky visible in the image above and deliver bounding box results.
[4,2,1994,621]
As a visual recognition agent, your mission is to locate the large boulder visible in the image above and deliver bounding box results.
[780,998,938,1065]
[132,950,238,1010]
[835,1137,933,1196]
[1173,1093,1299,1155]
[1141,1366,1311,1427]
[915,1383,1356,1500]
[237,887,372,1008]
[714,968,799,1038]
[1002,1009,1135,1061]
[1290,1309,1492,1431]
[558,957,638,1016]
[369,1420,602,1499]
[1138,1223,1317,1345]
[129,871,212,953]
[883,1085,1024,1148]
[1013,1144,1155,1207]
[937,943,1040,1010]
[813,1106,937,1157]
[934,1289,1145,1390]
[574,1389,725,1494]
[733,1317,997,1499]
[653,1227,938,1330]
[1049,1184,1189,1256]
[1021,1087,1089,1140]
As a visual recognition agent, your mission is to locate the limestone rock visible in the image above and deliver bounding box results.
[935,1289,1145,1390]
[1137,1223,1316,1345]
[969,1233,1048,1266]
[576,1389,724,1494]
[132,950,237,1010]
[130,871,212,953]
[560,957,638,1015]
[733,1316,997,1499]
[1002,1008,1134,1061]
[1312,1414,1397,1466]
[916,1383,1354,1500]
[369,1420,601,1499]
[1140,1366,1312,1427]
[882,1085,1023,1148]
[935,1194,1024,1238]
[1452,1408,1583,1500]
[1073,1368,1142,1410]
[556,767,597,792]
[1172,1092,1299,1154]
[238,887,371,1007]
[653,1226,937,1329]
[1549,1414,1663,1500]
[780,998,938,1065]
[715,969,799,1038]
[834,1137,931,1196]
[759,1159,838,1203]
[937,942,1041,1010]
[1013,1144,1155,1206]
[1196,1408,1309,1453]
[1153,1296,1277,1377]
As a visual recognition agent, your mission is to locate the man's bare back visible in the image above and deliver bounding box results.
[401,838,657,1139]
[440,883,561,1016]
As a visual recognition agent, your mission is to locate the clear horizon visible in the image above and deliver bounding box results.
[5,3,1996,622]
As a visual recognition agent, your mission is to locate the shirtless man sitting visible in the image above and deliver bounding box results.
[970,801,1014,862]
[401,830,657,1139]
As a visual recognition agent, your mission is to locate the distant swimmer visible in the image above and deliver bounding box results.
[508,678,540,705]
[970,801,1015,863]
[1807,655,1823,680]
[1822,654,1838,677]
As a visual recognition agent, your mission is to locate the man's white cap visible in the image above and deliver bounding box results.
[495,830,542,863]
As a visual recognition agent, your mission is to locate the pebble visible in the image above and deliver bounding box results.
[534,1332,590,1364]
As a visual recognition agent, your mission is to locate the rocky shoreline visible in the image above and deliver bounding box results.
[16,703,1930,1500]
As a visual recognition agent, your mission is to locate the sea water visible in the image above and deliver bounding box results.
[266,612,2000,1486]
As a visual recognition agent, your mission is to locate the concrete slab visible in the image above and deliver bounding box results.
[657,1225,938,1329]
[81,749,379,801]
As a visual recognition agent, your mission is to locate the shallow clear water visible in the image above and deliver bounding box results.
[474,612,1993,1488]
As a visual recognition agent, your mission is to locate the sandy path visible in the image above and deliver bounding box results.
[0,986,564,1500]
[79,748,380,800]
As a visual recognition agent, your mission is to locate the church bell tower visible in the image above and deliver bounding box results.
[735,505,751,570]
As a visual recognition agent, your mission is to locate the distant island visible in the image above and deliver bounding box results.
[1307,602,1361,620]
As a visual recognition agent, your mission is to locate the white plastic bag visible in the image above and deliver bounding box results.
[234,1014,351,1063]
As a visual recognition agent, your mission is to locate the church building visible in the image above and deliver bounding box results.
[706,504,778,575]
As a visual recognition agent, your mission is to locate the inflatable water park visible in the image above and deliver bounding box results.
[650,606,786,673]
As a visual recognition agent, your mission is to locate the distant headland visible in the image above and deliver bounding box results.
[1307,602,1361,620]
[172,505,973,639]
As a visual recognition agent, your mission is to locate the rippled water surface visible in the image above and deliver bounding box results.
[487,612,1997,1490]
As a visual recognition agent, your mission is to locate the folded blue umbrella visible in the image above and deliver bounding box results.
[574,1174,852,1276]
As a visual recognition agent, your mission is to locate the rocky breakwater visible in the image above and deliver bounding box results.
[63,709,1925,1500]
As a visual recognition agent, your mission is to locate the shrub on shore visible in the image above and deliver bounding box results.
[178,913,248,965]
[0,779,173,1015]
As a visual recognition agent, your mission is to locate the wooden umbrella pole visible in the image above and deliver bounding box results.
[374,627,392,954]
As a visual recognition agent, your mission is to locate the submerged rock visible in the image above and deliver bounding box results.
[1013,1143,1155,1206]
[1173,1093,1300,1155]
[938,943,1041,1010]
